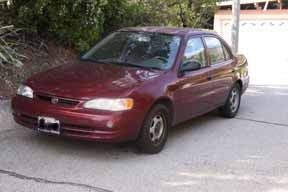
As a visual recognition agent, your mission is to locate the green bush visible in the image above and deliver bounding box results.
[11,0,217,51]
[132,0,217,28]
[14,0,127,51]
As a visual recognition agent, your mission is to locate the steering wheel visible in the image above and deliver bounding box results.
[153,56,168,63]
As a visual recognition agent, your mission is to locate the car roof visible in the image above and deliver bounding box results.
[119,26,216,37]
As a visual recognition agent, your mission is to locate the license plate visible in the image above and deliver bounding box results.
[37,116,61,135]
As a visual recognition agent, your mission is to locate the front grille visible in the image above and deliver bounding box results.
[36,93,80,107]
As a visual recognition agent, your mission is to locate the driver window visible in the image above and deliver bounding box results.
[182,37,206,69]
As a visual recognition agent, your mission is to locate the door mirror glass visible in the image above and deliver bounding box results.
[180,37,206,74]
[180,61,201,72]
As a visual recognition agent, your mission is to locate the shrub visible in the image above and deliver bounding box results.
[10,0,217,51]
[14,0,127,51]
[132,0,217,28]
[0,25,24,68]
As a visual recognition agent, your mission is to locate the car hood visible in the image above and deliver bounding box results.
[26,60,163,100]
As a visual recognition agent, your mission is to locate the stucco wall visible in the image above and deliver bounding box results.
[214,10,288,45]
[214,10,288,85]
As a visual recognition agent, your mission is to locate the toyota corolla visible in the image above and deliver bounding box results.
[12,27,249,153]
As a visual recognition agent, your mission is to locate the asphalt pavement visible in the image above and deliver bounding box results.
[1,84,288,192]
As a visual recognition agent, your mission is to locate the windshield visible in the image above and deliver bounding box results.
[82,31,181,70]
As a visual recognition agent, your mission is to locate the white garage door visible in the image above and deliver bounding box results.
[220,19,288,85]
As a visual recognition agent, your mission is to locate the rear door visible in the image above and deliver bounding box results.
[203,36,235,107]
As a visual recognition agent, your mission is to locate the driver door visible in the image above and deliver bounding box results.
[173,37,213,123]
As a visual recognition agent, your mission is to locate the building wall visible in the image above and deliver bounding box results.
[214,10,288,45]
[214,10,288,84]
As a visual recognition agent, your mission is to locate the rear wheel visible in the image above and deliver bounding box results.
[219,84,241,118]
[136,104,170,154]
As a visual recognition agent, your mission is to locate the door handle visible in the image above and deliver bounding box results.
[207,76,212,81]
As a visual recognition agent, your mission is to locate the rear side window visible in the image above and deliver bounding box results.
[182,37,206,68]
[204,37,225,65]
[223,44,232,60]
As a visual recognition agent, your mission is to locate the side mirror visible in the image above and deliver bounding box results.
[79,52,86,59]
[180,61,201,73]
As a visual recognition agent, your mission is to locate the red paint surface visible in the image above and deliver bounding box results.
[12,27,249,142]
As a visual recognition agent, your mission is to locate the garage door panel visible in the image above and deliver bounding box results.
[217,17,288,85]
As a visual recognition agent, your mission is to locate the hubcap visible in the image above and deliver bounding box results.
[230,87,240,113]
[149,115,165,143]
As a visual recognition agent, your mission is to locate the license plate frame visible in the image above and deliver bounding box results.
[37,116,61,135]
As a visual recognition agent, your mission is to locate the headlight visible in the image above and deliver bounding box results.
[17,84,33,99]
[83,98,134,111]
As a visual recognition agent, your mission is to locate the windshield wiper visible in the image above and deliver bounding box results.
[109,61,162,71]
[81,58,111,65]
[113,61,162,71]
[82,58,162,71]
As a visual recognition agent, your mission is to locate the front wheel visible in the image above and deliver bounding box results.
[219,84,241,118]
[136,104,170,154]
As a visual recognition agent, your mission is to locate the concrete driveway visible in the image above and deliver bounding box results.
[1,84,288,192]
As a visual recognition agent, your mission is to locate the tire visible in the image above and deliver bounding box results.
[136,104,171,154]
[219,84,241,118]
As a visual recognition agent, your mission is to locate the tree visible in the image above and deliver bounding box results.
[4,0,218,51]
[131,0,217,28]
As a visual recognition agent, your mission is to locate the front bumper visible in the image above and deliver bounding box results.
[241,75,250,94]
[12,96,144,142]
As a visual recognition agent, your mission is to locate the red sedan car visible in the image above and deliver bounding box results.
[12,27,249,153]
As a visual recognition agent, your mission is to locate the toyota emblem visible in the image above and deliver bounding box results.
[51,97,59,104]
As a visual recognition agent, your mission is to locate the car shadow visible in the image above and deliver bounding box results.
[18,110,222,159]
[20,83,288,159]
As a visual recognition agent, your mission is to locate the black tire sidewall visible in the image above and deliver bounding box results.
[137,104,171,154]
[220,84,241,118]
